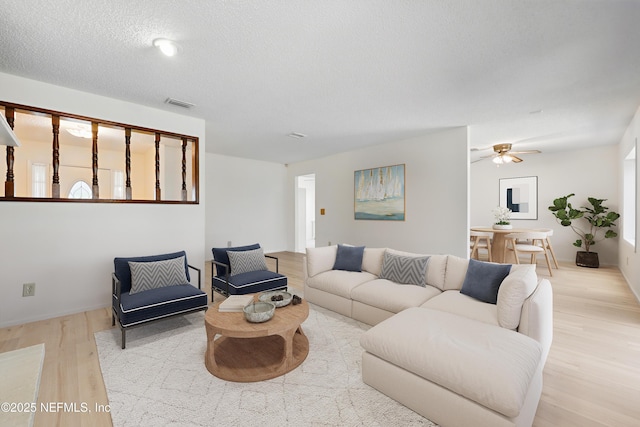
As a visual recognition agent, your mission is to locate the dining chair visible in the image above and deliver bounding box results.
[470,230,493,262]
[536,228,559,269]
[503,232,553,276]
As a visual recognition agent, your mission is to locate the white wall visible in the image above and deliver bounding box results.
[618,106,640,298]
[0,72,206,328]
[205,153,288,254]
[471,145,620,266]
[286,127,470,256]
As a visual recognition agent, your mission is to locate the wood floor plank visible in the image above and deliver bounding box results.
[1,251,639,426]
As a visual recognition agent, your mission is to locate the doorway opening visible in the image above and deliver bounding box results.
[295,174,316,253]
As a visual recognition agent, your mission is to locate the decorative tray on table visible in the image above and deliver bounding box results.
[258,291,293,308]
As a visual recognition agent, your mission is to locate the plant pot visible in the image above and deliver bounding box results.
[576,251,599,268]
[493,224,512,230]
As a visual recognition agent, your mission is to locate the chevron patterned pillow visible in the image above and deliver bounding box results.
[228,248,268,276]
[379,251,430,286]
[128,256,189,295]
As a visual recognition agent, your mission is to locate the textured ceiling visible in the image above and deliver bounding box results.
[1,0,639,164]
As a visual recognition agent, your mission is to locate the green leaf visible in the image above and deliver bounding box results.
[605,230,618,238]
[607,212,621,221]
[568,209,584,219]
[573,240,582,248]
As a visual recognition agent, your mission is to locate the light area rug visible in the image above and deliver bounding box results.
[0,343,45,427]
[95,304,436,427]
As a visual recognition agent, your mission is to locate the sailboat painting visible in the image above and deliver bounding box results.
[354,164,405,220]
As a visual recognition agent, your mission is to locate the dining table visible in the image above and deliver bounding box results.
[470,226,534,263]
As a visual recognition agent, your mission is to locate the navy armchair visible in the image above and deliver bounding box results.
[112,251,208,349]
[211,244,287,298]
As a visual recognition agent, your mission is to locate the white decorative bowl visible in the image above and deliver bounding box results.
[243,302,275,323]
[493,224,512,230]
[258,291,293,308]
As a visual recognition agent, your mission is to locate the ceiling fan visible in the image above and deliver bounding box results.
[474,143,541,164]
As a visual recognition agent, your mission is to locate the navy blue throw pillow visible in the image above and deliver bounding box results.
[460,259,512,304]
[333,244,365,272]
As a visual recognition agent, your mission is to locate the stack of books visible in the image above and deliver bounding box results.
[218,294,254,312]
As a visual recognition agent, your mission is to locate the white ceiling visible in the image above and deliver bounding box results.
[1,1,639,164]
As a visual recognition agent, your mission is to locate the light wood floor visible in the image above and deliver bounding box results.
[1,252,638,426]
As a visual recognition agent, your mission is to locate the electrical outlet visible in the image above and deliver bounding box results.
[227,241,232,247]
[23,282,36,297]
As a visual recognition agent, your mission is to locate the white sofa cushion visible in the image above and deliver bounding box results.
[360,308,542,418]
[362,247,386,276]
[442,255,469,290]
[421,290,499,326]
[306,245,337,277]
[497,264,538,329]
[305,270,377,299]
[425,255,448,290]
[351,279,441,314]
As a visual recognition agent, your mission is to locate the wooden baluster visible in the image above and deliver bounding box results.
[155,132,161,201]
[4,107,15,198]
[192,138,199,202]
[51,115,60,198]
[92,122,99,199]
[125,128,132,200]
[181,137,187,201]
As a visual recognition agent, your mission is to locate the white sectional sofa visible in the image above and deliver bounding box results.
[303,245,553,427]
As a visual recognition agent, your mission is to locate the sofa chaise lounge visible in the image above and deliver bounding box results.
[304,245,553,427]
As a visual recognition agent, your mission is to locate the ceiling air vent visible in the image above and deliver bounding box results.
[165,98,195,109]
[287,132,307,139]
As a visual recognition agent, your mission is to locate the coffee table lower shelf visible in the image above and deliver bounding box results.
[205,327,309,382]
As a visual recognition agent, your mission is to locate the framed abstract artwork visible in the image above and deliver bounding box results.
[354,164,405,220]
[499,176,538,220]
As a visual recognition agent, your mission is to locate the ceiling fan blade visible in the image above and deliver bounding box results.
[509,150,541,155]
[511,155,523,163]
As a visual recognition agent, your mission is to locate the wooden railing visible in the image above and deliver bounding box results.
[1,101,199,204]
[4,107,15,197]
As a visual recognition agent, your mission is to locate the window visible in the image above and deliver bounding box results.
[623,143,636,247]
[69,181,92,199]
[112,170,124,199]
[31,163,47,197]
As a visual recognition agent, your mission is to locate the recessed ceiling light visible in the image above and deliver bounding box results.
[153,38,179,57]
[287,132,307,139]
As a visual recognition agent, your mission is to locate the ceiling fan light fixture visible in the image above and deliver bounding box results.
[492,154,513,164]
[67,124,93,139]
[153,38,179,57]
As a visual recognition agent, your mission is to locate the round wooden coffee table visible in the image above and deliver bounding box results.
[204,296,309,382]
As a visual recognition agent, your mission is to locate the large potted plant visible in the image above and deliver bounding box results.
[548,193,620,268]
